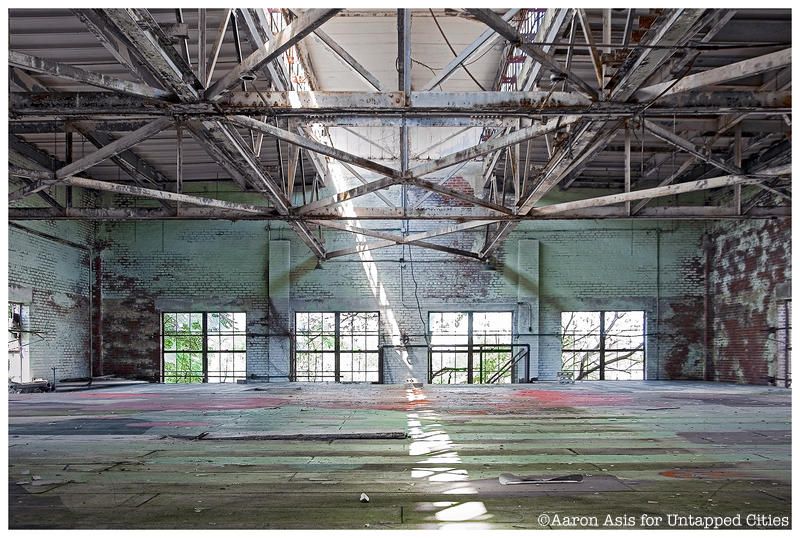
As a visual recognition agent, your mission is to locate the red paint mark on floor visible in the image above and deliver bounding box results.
[513,389,633,407]
[94,396,292,412]
[660,469,752,480]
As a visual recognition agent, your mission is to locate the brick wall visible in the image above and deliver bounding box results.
[707,217,792,384]
[96,214,710,383]
[96,220,272,380]
[8,184,95,381]
[516,220,706,380]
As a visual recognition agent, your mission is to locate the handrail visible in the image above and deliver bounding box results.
[486,346,529,384]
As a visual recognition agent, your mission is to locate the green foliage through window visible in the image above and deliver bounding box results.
[162,312,247,383]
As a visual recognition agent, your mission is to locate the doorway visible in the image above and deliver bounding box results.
[8,303,31,383]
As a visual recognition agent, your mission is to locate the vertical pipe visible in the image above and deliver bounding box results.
[784,301,790,388]
[734,125,742,214]
[65,130,73,208]
[703,232,713,381]
[655,229,661,380]
[625,123,631,215]
[176,122,183,194]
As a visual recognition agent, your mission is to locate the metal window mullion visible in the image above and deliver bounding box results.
[290,314,297,382]
[161,313,166,382]
[334,312,341,382]
[467,312,474,384]
[202,312,209,383]
[599,311,606,381]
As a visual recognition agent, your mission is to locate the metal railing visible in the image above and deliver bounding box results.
[428,343,530,384]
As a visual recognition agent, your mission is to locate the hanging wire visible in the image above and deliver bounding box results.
[428,8,486,90]
[407,245,430,348]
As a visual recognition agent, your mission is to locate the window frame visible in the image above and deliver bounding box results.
[427,310,515,384]
[161,311,247,384]
[292,311,382,383]
[561,310,647,381]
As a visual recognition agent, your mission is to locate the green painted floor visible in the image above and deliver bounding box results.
[8,381,791,529]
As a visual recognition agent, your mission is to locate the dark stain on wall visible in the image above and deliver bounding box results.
[708,218,791,384]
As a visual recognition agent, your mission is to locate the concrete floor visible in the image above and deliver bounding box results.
[8,381,791,530]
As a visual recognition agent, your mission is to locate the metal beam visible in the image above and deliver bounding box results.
[195,120,292,212]
[10,90,790,118]
[198,9,207,86]
[306,23,384,91]
[317,221,484,260]
[609,9,706,100]
[228,115,404,179]
[59,175,273,214]
[481,9,709,260]
[467,8,598,100]
[422,8,520,91]
[205,8,232,88]
[176,9,192,66]
[72,9,165,89]
[398,9,412,95]
[193,120,327,259]
[560,124,622,189]
[237,9,289,91]
[408,177,513,215]
[643,119,741,176]
[206,9,340,100]
[577,9,604,91]
[9,51,170,99]
[71,125,172,188]
[531,164,790,216]
[54,117,172,181]
[8,136,66,211]
[409,116,580,178]
[631,157,697,214]
[72,124,173,210]
[637,48,792,101]
[98,8,201,100]
[297,177,399,215]
[520,8,571,91]
[516,121,597,211]
[9,205,790,222]
[669,9,737,74]
[338,162,397,208]
[10,67,49,92]
[413,161,470,209]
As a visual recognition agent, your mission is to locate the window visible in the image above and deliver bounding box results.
[162,312,246,383]
[561,311,646,380]
[294,312,380,382]
[429,311,514,384]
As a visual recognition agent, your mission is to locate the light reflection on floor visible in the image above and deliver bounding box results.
[405,386,492,528]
